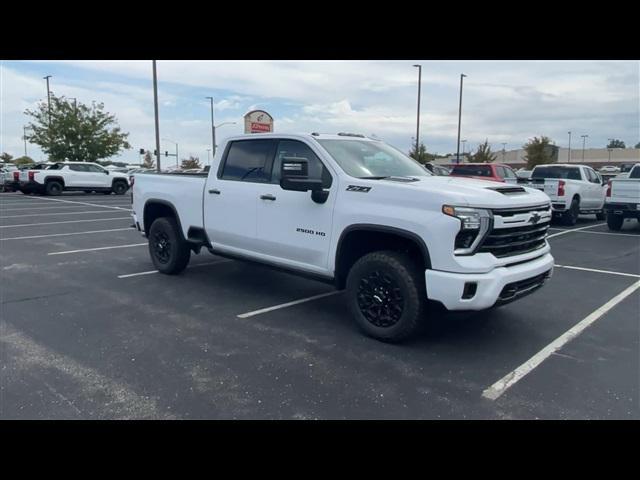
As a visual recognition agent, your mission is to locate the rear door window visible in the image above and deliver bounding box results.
[220,140,277,183]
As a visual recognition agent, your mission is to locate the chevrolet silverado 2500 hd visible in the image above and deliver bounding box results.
[132,133,554,342]
[19,161,130,195]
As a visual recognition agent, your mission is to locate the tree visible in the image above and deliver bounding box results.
[468,139,497,163]
[408,139,436,164]
[24,95,131,163]
[523,136,555,170]
[142,151,155,169]
[1,152,14,163]
[12,156,35,166]
[607,139,626,149]
[181,156,202,170]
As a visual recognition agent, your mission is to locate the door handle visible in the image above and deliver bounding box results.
[260,194,276,201]
[208,189,221,195]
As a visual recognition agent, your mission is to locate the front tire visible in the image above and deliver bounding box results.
[346,251,426,343]
[148,217,191,274]
[112,181,128,195]
[606,213,624,231]
[45,181,63,196]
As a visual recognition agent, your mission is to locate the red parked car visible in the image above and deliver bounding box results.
[449,163,518,183]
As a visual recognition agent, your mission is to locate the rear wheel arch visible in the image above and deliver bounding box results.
[334,224,431,290]
[143,200,185,239]
[44,176,65,188]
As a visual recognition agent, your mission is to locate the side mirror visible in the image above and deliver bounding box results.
[279,158,328,204]
[105,170,110,174]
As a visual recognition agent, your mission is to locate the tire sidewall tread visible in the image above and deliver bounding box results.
[148,217,191,274]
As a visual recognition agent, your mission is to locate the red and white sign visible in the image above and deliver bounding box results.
[244,110,274,134]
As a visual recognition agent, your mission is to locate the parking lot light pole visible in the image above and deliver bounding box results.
[456,73,467,164]
[462,139,467,158]
[23,126,30,156]
[206,97,215,157]
[152,61,161,172]
[502,142,507,163]
[567,131,572,162]
[413,64,422,158]
[581,134,589,161]
[43,75,52,130]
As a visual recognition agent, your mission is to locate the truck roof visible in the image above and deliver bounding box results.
[222,132,379,142]
[533,164,585,168]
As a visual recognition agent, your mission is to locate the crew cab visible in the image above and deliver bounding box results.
[604,163,640,230]
[18,161,130,195]
[449,163,518,184]
[132,133,554,342]
[522,164,607,225]
[1,164,19,192]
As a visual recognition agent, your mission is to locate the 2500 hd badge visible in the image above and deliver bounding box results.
[296,227,326,237]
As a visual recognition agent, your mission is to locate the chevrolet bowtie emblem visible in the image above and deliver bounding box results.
[529,212,541,224]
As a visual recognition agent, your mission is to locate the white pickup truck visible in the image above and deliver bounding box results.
[604,163,640,230]
[132,133,555,342]
[18,161,130,195]
[523,164,607,225]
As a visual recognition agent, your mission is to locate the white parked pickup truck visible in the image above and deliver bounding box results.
[18,161,130,195]
[604,163,640,230]
[132,133,555,342]
[524,164,607,225]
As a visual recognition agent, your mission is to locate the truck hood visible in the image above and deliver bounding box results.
[375,175,550,209]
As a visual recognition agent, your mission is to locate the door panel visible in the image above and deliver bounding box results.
[256,140,335,273]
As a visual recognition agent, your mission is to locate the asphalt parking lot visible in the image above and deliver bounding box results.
[1,191,638,419]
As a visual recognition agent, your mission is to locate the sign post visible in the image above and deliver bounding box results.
[244,110,274,134]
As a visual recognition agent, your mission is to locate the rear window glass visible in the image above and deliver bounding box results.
[451,165,493,177]
[532,166,581,180]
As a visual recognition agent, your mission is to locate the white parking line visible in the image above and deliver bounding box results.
[48,243,147,255]
[554,264,640,278]
[1,227,134,241]
[117,259,232,279]
[237,291,342,319]
[546,223,606,239]
[1,205,129,212]
[0,217,131,228]
[1,196,132,211]
[563,230,639,238]
[1,210,130,219]
[482,280,640,401]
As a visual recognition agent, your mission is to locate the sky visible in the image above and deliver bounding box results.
[1,60,638,165]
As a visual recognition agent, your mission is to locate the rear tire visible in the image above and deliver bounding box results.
[561,198,579,226]
[606,213,624,231]
[45,181,63,196]
[346,251,426,343]
[148,217,191,274]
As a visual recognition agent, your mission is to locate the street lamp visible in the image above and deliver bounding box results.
[212,122,236,154]
[567,131,572,162]
[152,61,161,172]
[205,97,215,157]
[162,138,179,167]
[502,142,507,163]
[43,75,52,129]
[456,73,467,164]
[23,125,32,157]
[413,64,422,159]
[461,139,467,158]
[581,134,589,161]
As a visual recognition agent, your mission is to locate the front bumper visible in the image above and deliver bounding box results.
[425,252,554,310]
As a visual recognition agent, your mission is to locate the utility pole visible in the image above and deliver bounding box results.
[413,64,422,159]
[152,61,161,172]
[23,126,29,156]
[567,131,572,162]
[206,97,216,157]
[502,142,507,163]
[455,73,467,164]
[581,134,589,161]
[43,75,52,130]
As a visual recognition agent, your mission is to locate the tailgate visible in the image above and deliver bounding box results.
[528,179,558,200]
[611,179,640,202]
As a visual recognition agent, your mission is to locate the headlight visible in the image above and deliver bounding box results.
[442,205,493,255]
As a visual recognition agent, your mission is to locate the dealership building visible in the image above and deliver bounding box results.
[435,147,640,169]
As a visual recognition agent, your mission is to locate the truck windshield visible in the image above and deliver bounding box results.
[532,166,581,180]
[450,165,493,177]
[316,139,430,179]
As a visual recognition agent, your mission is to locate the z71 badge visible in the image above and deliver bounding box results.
[346,185,371,193]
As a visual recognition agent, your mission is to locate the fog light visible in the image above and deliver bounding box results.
[462,282,477,300]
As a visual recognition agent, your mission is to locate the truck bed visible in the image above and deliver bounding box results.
[132,172,207,236]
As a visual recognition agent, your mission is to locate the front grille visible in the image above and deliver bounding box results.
[478,220,550,258]
[491,203,550,217]
[498,270,552,303]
